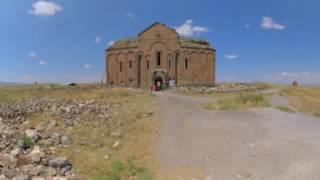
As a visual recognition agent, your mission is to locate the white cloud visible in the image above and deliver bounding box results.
[245,24,250,29]
[107,40,115,47]
[95,36,101,44]
[29,52,37,58]
[39,60,47,65]
[175,20,209,37]
[126,13,135,20]
[261,17,285,30]
[224,54,239,59]
[84,64,92,69]
[29,0,62,16]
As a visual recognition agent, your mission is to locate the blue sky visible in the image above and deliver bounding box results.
[0,0,319,84]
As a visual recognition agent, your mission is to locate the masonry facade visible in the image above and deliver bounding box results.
[105,22,216,88]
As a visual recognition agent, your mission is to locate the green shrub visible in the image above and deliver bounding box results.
[91,159,153,180]
[21,135,34,149]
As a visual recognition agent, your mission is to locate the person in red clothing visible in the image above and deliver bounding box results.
[151,84,156,92]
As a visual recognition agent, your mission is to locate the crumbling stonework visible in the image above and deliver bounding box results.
[105,22,216,88]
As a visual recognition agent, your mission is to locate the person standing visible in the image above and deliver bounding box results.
[156,81,161,91]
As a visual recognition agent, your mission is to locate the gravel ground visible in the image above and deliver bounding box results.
[155,91,320,180]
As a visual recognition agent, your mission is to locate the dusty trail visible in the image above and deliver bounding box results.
[155,91,320,180]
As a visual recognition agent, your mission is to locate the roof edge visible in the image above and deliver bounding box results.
[137,22,178,37]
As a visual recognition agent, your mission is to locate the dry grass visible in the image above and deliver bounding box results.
[0,84,158,179]
[276,106,295,113]
[281,86,320,117]
[203,93,270,111]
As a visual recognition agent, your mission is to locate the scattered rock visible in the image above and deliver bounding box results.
[110,130,122,138]
[12,174,29,180]
[112,141,120,149]
[52,177,68,180]
[173,83,271,94]
[50,133,61,145]
[31,177,45,180]
[25,129,40,141]
[29,146,44,163]
[0,97,117,179]
[104,154,110,160]
[60,135,71,146]
[48,157,71,168]
[0,174,6,180]
[10,148,21,158]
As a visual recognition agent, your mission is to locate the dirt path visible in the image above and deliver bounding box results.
[155,91,320,180]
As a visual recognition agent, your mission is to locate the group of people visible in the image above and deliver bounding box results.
[151,78,176,92]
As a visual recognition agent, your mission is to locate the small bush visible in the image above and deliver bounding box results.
[21,135,34,149]
[238,93,269,107]
[218,98,238,111]
[92,159,153,180]
[127,158,153,180]
[276,106,295,113]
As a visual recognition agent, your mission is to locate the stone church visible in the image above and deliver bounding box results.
[105,22,216,88]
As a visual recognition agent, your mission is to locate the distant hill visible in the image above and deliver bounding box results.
[0,81,28,86]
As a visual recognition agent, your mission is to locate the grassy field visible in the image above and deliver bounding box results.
[202,93,270,111]
[0,84,158,179]
[281,86,320,117]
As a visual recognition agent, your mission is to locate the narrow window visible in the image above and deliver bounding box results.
[129,61,132,68]
[157,52,161,66]
[185,58,188,69]
[120,62,122,72]
[147,60,149,70]
[169,59,171,69]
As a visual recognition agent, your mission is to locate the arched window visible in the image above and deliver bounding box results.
[185,58,188,69]
[147,60,149,70]
[157,52,161,66]
[129,61,132,68]
[120,62,123,72]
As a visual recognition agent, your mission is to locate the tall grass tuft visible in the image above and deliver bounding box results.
[203,93,270,111]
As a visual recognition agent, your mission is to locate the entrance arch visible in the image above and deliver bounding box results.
[152,70,167,91]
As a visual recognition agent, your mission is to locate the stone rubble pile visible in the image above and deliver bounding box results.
[0,97,114,179]
[173,83,271,94]
[0,98,111,126]
[0,120,75,179]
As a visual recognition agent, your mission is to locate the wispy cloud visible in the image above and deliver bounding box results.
[125,12,135,20]
[39,60,47,65]
[175,20,209,37]
[245,24,250,29]
[29,52,37,58]
[107,40,115,47]
[29,0,62,16]
[224,54,239,59]
[95,36,102,44]
[84,64,92,69]
[261,17,285,30]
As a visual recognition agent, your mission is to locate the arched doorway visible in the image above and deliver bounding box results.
[154,76,163,91]
[152,70,166,91]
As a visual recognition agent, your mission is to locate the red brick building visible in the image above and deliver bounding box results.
[105,22,216,88]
